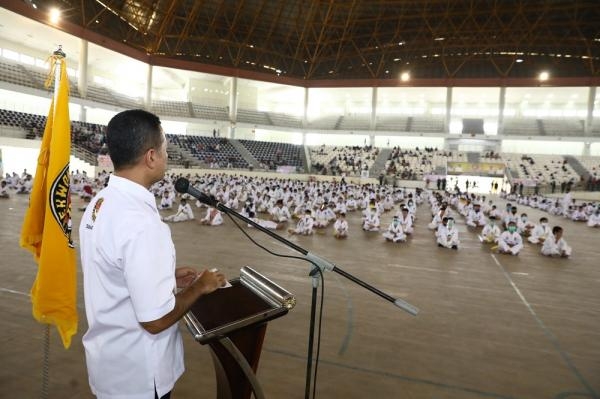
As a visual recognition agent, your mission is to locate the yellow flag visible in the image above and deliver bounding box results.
[20,57,77,349]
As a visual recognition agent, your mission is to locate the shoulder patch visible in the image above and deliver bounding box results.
[92,197,104,222]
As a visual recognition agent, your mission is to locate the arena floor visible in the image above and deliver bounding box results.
[1,190,599,399]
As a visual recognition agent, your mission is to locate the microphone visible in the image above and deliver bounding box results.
[174,177,217,207]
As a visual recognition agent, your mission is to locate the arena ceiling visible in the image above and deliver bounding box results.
[3,0,600,85]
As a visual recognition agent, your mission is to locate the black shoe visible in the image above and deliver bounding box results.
[438,243,443,248]
[451,245,458,250]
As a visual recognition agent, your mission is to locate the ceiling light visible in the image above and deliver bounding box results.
[49,8,61,24]
[539,71,549,81]
[434,37,445,41]
[515,58,523,63]
[400,72,410,82]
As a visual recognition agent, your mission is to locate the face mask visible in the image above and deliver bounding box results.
[521,217,527,222]
[541,222,548,227]
[447,221,454,229]
[508,226,517,233]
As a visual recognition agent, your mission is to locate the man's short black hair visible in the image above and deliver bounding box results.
[106,109,163,170]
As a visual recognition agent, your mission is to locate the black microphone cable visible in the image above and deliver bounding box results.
[222,210,325,399]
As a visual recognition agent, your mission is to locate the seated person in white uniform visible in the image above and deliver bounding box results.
[398,207,414,235]
[0,180,10,199]
[517,213,535,236]
[571,205,588,222]
[163,198,195,223]
[382,215,407,243]
[288,209,315,235]
[479,217,501,244]
[247,211,284,230]
[362,205,381,232]
[541,226,572,258]
[333,212,349,239]
[497,221,523,256]
[199,206,223,226]
[528,217,552,244]
[269,199,291,223]
[587,209,600,228]
[159,190,174,209]
[466,203,486,227]
[436,217,459,250]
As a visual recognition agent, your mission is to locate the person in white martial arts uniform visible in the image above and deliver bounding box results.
[79,109,226,399]
[288,209,315,235]
[497,221,523,255]
[528,217,552,244]
[503,206,520,230]
[382,215,407,243]
[247,211,284,230]
[428,205,451,230]
[199,206,223,226]
[541,226,572,258]
[163,197,195,223]
[436,217,459,250]
[571,205,588,222]
[587,209,600,227]
[479,217,501,244]
[159,190,174,209]
[333,212,349,239]
[517,213,535,236]
[269,199,291,223]
[0,180,10,199]
[466,203,486,227]
[362,205,381,232]
[398,207,414,235]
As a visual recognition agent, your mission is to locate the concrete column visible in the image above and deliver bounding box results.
[445,87,453,133]
[145,64,153,109]
[583,142,591,156]
[303,87,309,128]
[77,39,88,99]
[370,87,378,131]
[228,77,238,138]
[302,132,307,146]
[585,86,596,135]
[498,86,506,135]
[80,105,87,123]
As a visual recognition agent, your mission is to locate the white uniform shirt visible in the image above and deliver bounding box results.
[79,175,184,399]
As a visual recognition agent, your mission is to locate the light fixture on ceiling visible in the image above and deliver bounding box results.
[400,72,410,82]
[538,71,549,81]
[49,7,61,24]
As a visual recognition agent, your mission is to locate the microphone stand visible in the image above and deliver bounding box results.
[184,185,419,398]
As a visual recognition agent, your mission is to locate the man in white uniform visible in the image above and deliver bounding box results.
[79,110,226,399]
[163,198,195,223]
[541,226,572,258]
[498,221,523,255]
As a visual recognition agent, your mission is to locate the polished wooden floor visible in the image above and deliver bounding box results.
[1,191,599,399]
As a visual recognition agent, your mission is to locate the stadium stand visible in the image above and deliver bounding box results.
[503,118,541,136]
[191,104,229,121]
[237,108,270,125]
[541,118,585,136]
[376,115,410,131]
[310,145,378,176]
[166,134,248,169]
[267,112,303,128]
[384,147,463,180]
[238,139,304,171]
[151,100,191,118]
[338,114,371,130]
[501,153,580,187]
[307,115,341,130]
[410,115,445,133]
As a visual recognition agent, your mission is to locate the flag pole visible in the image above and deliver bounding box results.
[39,44,66,399]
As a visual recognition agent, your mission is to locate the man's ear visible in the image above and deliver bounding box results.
[144,148,156,168]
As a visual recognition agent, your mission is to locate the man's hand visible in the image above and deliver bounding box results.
[175,267,198,289]
[193,269,227,295]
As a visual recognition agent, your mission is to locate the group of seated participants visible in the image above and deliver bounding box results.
[2,168,597,259]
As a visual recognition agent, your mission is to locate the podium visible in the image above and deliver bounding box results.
[184,266,296,399]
